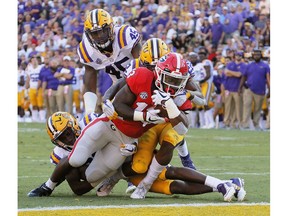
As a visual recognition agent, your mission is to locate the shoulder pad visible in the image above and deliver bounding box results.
[77,36,94,64]
[116,25,141,49]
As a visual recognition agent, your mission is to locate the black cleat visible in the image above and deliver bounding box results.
[27,183,53,197]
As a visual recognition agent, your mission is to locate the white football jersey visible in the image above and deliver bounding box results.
[77,24,141,84]
[18,69,26,92]
[202,59,214,83]
[26,65,42,89]
[72,67,84,91]
[192,62,206,82]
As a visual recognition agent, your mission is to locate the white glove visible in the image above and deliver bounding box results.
[133,109,166,125]
[120,143,137,156]
[102,99,118,120]
[144,109,166,124]
[151,90,171,106]
[152,89,180,119]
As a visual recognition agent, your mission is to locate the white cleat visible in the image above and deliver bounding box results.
[217,182,236,202]
[126,184,137,194]
[96,177,118,197]
[130,182,149,199]
[230,178,247,201]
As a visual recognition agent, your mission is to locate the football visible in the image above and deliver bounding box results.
[154,104,168,118]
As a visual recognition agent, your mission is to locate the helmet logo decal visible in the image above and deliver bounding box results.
[110,124,116,131]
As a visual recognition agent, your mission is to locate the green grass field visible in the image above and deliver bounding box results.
[18,122,270,213]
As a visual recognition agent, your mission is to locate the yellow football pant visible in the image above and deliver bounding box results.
[132,123,184,174]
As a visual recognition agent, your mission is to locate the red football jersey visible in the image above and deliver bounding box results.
[112,67,156,138]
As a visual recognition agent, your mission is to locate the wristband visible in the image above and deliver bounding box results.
[83,92,98,114]
[165,98,181,119]
[133,111,144,121]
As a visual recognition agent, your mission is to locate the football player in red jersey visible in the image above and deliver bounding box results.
[102,38,198,194]
[97,52,211,199]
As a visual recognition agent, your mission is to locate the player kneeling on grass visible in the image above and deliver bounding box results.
[27,112,246,202]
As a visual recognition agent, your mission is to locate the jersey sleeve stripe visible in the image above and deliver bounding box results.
[50,151,61,165]
[135,59,139,68]
[118,25,128,48]
[79,41,93,63]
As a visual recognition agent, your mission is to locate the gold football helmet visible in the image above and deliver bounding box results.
[46,112,81,151]
[140,38,170,71]
[84,9,114,50]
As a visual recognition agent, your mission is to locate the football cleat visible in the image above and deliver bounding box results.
[125,182,137,194]
[217,182,236,202]
[231,178,246,201]
[96,177,118,197]
[130,182,149,199]
[27,183,53,197]
[179,153,197,170]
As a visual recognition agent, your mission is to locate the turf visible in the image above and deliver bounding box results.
[18,122,270,209]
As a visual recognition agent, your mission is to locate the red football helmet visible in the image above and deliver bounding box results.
[154,52,189,96]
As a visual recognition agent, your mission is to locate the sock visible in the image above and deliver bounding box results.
[142,157,165,187]
[31,110,39,122]
[207,109,215,125]
[176,140,189,157]
[204,176,223,189]
[45,178,57,190]
[190,111,197,128]
[199,110,205,127]
[39,109,46,122]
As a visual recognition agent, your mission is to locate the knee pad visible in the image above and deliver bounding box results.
[132,159,149,174]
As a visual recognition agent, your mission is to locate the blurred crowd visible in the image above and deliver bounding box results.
[17,0,270,130]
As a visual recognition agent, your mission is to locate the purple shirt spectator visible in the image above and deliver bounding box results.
[157,13,169,28]
[138,5,153,26]
[43,69,59,90]
[39,65,51,86]
[57,66,75,85]
[31,1,42,20]
[224,11,243,34]
[243,61,270,95]
[211,16,224,45]
[224,62,246,92]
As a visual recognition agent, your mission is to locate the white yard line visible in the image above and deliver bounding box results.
[18,202,270,212]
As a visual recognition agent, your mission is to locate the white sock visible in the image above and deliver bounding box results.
[204,176,223,189]
[190,111,197,128]
[142,157,165,187]
[39,109,46,122]
[176,140,189,157]
[31,110,39,122]
[206,109,215,125]
[205,111,209,126]
[199,110,205,127]
[45,178,57,190]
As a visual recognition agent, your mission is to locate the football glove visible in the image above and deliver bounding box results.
[102,99,118,120]
[27,183,53,197]
[151,90,171,106]
[120,143,137,156]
